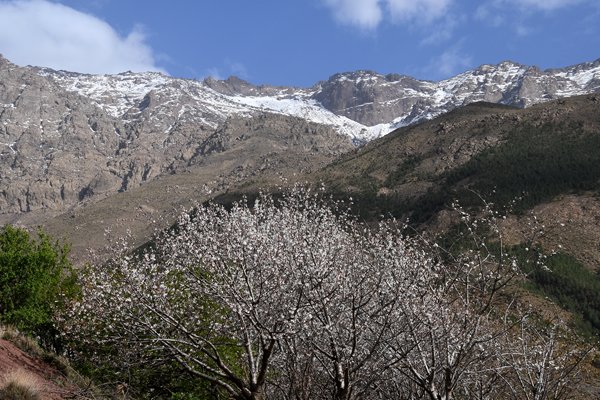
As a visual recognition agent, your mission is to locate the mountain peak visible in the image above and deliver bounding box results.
[327,70,383,84]
[203,75,260,96]
[498,60,526,68]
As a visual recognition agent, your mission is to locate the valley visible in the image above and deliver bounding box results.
[1,55,600,399]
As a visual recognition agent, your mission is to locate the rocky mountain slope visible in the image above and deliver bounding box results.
[314,59,600,127]
[1,55,600,224]
[0,56,353,223]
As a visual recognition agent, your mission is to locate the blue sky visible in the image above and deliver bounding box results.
[0,0,598,87]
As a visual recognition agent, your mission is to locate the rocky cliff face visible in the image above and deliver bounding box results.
[0,56,353,220]
[0,56,126,214]
[311,60,600,126]
[312,71,430,126]
[1,55,599,220]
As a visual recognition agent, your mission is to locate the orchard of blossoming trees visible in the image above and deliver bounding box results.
[59,188,589,400]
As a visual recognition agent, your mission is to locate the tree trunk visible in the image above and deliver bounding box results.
[334,365,351,400]
[235,386,265,400]
[250,388,265,400]
[335,386,351,400]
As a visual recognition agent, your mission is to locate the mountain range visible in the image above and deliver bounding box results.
[1,55,600,243]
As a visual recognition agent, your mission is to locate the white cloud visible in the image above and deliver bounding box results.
[518,0,584,11]
[420,14,462,45]
[322,0,382,30]
[475,3,505,26]
[386,0,452,23]
[476,0,593,36]
[478,0,589,19]
[0,0,164,74]
[515,24,534,36]
[226,61,249,80]
[204,61,250,81]
[205,67,223,80]
[322,0,452,30]
[428,44,472,78]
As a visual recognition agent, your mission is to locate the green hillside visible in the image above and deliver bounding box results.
[313,95,600,222]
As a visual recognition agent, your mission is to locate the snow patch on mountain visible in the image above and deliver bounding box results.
[228,95,389,142]
[556,63,600,88]
[40,58,600,144]
[42,70,170,117]
[45,70,385,142]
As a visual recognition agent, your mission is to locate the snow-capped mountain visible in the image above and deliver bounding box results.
[39,58,600,143]
[1,54,599,218]
[312,59,600,129]
[42,68,387,143]
[0,55,355,218]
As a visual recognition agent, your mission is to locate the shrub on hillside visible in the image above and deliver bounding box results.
[0,225,78,348]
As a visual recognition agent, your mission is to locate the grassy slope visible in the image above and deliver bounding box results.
[313,95,600,222]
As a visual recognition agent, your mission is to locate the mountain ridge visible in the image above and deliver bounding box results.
[27,55,600,136]
[1,54,600,224]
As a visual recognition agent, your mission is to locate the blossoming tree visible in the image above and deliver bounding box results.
[62,188,589,399]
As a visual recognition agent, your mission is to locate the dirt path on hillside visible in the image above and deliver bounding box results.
[0,338,77,399]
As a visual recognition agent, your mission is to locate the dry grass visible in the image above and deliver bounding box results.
[0,369,41,400]
[0,327,44,359]
[0,324,101,398]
